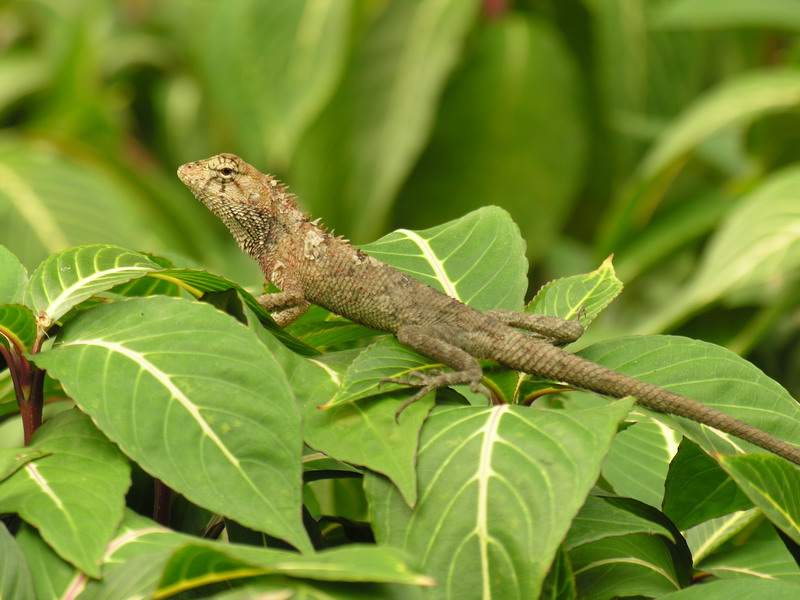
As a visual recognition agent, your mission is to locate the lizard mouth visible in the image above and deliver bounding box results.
[176,162,197,185]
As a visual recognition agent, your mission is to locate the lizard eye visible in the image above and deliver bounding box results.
[218,167,235,177]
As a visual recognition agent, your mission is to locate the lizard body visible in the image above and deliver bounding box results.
[178,153,800,466]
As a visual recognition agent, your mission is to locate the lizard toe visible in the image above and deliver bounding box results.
[380,374,424,388]
[394,387,434,423]
[470,382,492,400]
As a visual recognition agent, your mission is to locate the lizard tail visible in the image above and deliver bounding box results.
[507,340,800,466]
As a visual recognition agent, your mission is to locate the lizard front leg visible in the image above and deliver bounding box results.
[384,324,491,420]
[257,289,310,327]
[486,309,583,346]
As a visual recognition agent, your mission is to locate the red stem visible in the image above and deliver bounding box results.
[19,332,47,445]
[22,367,45,445]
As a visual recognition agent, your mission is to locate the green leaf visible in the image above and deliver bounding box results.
[190,0,351,167]
[569,494,693,596]
[396,14,587,261]
[286,307,380,349]
[25,245,161,328]
[663,440,753,530]
[361,206,529,311]
[20,245,315,354]
[0,245,27,304]
[302,453,363,477]
[0,370,16,418]
[603,69,800,253]
[291,0,480,241]
[570,533,685,599]
[0,142,166,270]
[683,509,760,563]
[539,545,576,600]
[566,495,674,550]
[0,51,48,115]
[644,166,800,331]
[209,581,426,600]
[659,578,800,599]
[0,523,35,600]
[527,256,622,326]
[613,191,733,282]
[0,409,130,577]
[260,319,430,508]
[96,510,430,598]
[156,544,433,597]
[327,337,437,405]
[600,420,678,507]
[303,361,433,506]
[640,69,800,184]
[79,551,167,600]
[110,252,180,297]
[155,545,276,597]
[578,335,800,457]
[154,267,319,356]
[31,296,311,552]
[654,0,800,31]
[0,304,36,353]
[0,447,49,482]
[365,400,634,599]
[15,524,81,599]
[692,517,800,582]
[231,544,431,586]
[102,509,202,562]
[718,454,800,545]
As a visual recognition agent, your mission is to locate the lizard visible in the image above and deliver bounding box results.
[177,153,800,466]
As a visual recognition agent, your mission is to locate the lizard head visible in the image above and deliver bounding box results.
[177,153,268,209]
[177,153,289,257]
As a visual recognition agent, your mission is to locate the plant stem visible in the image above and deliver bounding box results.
[21,367,44,445]
[20,332,47,445]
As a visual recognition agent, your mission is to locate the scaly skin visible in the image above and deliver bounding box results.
[178,153,800,466]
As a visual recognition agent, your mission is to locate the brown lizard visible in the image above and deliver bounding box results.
[177,153,800,466]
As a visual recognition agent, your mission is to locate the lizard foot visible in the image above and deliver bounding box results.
[380,371,437,423]
[381,370,491,422]
[381,369,442,388]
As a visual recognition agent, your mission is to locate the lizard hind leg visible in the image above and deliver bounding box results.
[486,309,584,346]
[383,325,491,421]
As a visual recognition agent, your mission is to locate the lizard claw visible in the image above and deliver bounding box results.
[393,387,434,423]
[471,382,492,401]
[381,371,437,423]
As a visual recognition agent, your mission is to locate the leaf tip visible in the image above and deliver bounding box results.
[600,254,615,269]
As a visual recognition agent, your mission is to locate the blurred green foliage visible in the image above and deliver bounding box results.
[3,0,800,388]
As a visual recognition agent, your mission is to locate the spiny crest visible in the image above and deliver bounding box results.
[303,214,348,242]
[265,175,299,207]
[266,176,291,195]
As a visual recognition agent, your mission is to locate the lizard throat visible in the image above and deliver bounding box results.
[201,194,273,260]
